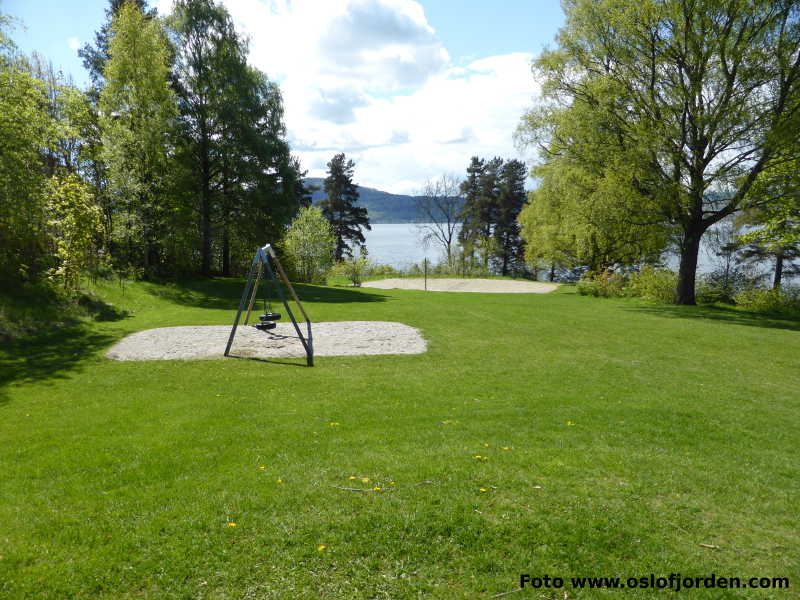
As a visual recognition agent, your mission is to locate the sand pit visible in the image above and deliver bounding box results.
[362,278,558,293]
[106,321,426,361]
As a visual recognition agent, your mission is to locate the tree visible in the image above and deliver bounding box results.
[170,0,298,276]
[519,0,800,304]
[46,174,103,290]
[0,64,54,282]
[99,1,177,274]
[415,174,462,267]
[282,206,336,284]
[493,159,527,276]
[320,153,370,260]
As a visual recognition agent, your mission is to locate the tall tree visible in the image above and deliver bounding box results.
[519,0,800,304]
[171,0,297,276]
[320,153,370,260]
[493,159,527,276]
[99,1,177,273]
[415,174,462,267]
[457,156,484,257]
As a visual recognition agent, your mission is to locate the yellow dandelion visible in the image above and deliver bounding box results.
[317,545,326,552]
[390,481,395,486]
[276,478,283,484]
[361,477,370,483]
[502,447,512,451]
[373,487,381,492]
[474,455,482,459]
[329,422,339,427]
[227,522,237,527]
[348,475,357,481]
[479,488,487,493]
[259,465,266,470]
[484,443,490,447]
[566,420,576,426]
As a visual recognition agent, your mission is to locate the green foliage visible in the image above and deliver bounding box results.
[628,267,678,303]
[99,1,177,273]
[46,174,103,290]
[0,67,54,281]
[282,206,336,284]
[734,286,800,315]
[333,245,371,287]
[519,0,800,304]
[320,153,370,260]
[576,271,628,298]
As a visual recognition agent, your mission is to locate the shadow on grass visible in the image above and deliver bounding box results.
[623,303,800,332]
[145,278,389,310]
[0,325,119,403]
[224,355,310,368]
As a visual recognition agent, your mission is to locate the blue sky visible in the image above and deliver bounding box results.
[4,0,566,193]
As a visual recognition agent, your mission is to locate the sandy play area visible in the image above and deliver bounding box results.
[362,278,558,293]
[106,321,426,361]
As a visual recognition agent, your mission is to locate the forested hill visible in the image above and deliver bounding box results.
[305,178,425,223]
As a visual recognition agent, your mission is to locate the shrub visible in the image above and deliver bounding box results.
[734,286,800,315]
[577,271,627,297]
[696,267,754,304]
[628,267,677,303]
[333,246,370,287]
[282,207,336,284]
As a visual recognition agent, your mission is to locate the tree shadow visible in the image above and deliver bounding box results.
[145,278,389,310]
[622,303,800,332]
[0,324,119,402]
[224,355,310,368]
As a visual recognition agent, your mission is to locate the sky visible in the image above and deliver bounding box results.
[4,0,565,194]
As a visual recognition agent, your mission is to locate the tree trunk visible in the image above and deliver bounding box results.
[222,225,231,277]
[549,263,555,282]
[200,122,212,276]
[773,254,784,289]
[676,227,702,305]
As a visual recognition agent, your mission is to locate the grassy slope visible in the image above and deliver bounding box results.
[1,279,798,599]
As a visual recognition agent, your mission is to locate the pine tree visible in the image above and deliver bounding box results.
[493,159,527,276]
[320,153,370,260]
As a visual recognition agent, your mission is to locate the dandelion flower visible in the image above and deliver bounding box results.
[276,478,283,484]
[329,422,339,427]
[502,447,512,451]
[361,477,370,483]
[227,522,237,527]
[259,465,266,470]
[474,455,482,459]
[566,420,576,426]
[348,475,357,481]
[479,488,487,493]
[390,481,395,486]
[373,487,381,492]
[484,443,490,447]
[317,545,326,552]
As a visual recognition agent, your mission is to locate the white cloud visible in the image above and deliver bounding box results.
[67,37,81,51]
[156,0,540,193]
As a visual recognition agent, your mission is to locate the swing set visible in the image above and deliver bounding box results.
[224,244,313,366]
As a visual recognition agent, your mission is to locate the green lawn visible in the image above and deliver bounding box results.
[1,279,798,598]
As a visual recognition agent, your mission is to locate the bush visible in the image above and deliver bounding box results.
[696,267,754,304]
[577,271,628,297]
[282,207,336,284]
[332,246,370,287]
[628,267,677,303]
[734,286,800,315]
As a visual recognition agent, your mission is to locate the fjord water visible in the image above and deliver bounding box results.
[363,223,729,275]
[362,223,449,268]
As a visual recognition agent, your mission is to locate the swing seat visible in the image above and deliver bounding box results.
[260,313,281,321]
[255,321,277,331]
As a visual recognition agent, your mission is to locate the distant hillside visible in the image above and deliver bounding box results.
[304,177,428,224]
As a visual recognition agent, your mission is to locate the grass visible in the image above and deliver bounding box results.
[1,277,798,598]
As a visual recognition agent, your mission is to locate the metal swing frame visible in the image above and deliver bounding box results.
[224,244,314,366]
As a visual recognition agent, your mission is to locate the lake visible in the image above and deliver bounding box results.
[362,223,451,268]
[362,223,783,280]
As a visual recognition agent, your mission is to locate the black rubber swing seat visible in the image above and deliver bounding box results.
[255,321,277,331]
[260,312,281,321]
